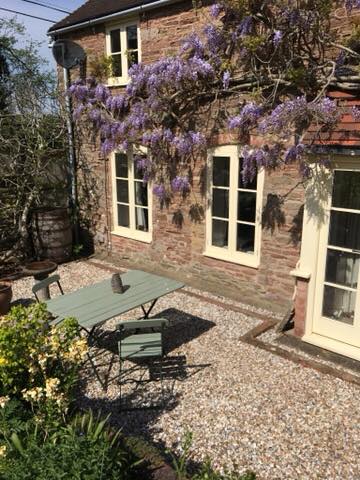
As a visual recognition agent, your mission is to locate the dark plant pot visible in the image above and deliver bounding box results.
[0,282,12,316]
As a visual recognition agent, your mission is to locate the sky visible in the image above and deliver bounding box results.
[0,0,85,69]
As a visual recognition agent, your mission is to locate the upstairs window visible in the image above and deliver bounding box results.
[112,149,152,242]
[106,21,140,85]
[205,145,264,268]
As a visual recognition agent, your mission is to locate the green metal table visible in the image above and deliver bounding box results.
[46,269,184,336]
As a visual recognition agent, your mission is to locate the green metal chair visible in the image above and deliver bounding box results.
[117,318,169,410]
[32,274,64,302]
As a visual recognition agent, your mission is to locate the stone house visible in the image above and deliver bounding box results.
[48,1,360,362]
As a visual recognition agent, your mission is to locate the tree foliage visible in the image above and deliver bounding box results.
[0,19,68,269]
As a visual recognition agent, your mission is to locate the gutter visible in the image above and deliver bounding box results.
[47,0,181,36]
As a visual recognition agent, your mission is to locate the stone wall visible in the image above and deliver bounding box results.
[60,0,304,313]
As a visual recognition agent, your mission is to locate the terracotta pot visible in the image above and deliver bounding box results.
[0,282,12,316]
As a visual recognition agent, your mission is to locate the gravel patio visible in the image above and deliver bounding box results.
[13,260,360,479]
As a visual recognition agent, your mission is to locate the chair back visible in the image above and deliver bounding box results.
[32,274,64,302]
[117,318,169,332]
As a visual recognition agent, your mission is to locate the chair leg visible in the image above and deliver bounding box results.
[160,355,164,408]
[119,358,123,409]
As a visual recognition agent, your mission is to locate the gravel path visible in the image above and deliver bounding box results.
[13,260,360,479]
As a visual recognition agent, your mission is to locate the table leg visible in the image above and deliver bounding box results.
[141,298,158,319]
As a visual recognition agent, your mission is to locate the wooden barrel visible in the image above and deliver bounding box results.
[32,208,72,263]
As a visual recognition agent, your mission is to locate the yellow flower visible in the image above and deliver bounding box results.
[22,386,44,402]
[0,445,7,457]
[45,377,60,399]
[64,338,88,362]
[0,396,9,408]
[0,357,8,366]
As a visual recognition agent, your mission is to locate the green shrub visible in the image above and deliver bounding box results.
[0,411,141,480]
[0,303,87,423]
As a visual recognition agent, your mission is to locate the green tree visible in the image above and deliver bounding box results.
[0,19,68,270]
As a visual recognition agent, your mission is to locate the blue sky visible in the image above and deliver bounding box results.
[0,0,85,68]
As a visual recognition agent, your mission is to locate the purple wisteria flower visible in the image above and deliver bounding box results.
[273,30,282,45]
[181,33,204,57]
[222,70,231,89]
[95,84,110,102]
[203,24,225,54]
[284,144,305,163]
[236,16,253,37]
[352,106,360,121]
[153,184,166,200]
[171,176,190,192]
[210,3,222,19]
[345,0,360,12]
[228,102,262,130]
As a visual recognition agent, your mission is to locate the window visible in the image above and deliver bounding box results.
[106,21,140,85]
[205,145,264,268]
[112,149,152,242]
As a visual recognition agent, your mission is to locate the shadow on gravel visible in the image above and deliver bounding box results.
[76,308,214,442]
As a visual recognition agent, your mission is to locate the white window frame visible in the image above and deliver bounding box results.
[204,145,264,268]
[111,147,152,243]
[105,19,141,86]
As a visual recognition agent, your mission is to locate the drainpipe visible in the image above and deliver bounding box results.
[63,67,80,245]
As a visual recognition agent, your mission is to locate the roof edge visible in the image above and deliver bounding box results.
[48,0,181,35]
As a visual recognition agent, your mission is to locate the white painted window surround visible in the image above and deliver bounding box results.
[105,19,140,86]
[111,148,152,243]
[205,145,264,268]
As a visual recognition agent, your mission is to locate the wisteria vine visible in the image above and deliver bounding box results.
[69,0,360,200]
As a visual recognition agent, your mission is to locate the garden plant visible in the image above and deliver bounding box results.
[70,0,360,207]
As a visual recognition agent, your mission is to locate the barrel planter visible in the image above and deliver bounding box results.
[32,208,72,263]
[0,281,12,316]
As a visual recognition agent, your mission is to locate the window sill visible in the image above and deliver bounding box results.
[111,228,152,243]
[203,247,260,269]
[106,78,129,87]
[290,268,311,280]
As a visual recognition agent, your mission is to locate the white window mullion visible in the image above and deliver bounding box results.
[228,149,238,252]
[128,150,136,230]
[120,27,128,82]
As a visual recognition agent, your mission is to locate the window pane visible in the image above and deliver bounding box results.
[115,153,128,178]
[238,191,256,222]
[135,181,148,206]
[213,156,230,187]
[325,250,360,289]
[212,188,229,218]
[128,50,138,68]
[135,207,149,231]
[322,285,355,325]
[134,162,145,180]
[126,25,138,50]
[329,211,360,250]
[212,219,228,247]
[117,204,129,227]
[238,158,257,190]
[116,179,129,203]
[110,29,121,53]
[332,171,360,210]
[111,55,122,77]
[237,224,255,252]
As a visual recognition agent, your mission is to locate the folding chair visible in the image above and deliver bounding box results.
[32,274,64,302]
[117,318,169,410]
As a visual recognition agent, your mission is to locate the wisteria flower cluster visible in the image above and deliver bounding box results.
[69,0,360,195]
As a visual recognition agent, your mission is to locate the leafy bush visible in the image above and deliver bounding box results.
[0,410,141,480]
[0,303,87,423]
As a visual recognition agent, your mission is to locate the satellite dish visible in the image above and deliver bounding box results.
[52,39,86,69]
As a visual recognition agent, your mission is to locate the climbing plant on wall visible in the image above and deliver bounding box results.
[69,0,360,203]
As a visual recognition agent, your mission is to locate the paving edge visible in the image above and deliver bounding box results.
[241,321,360,388]
[87,259,360,388]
